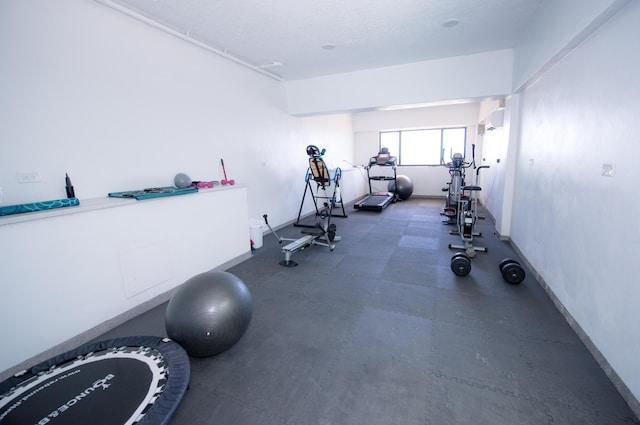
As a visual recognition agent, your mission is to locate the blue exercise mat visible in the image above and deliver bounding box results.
[0,198,80,217]
[108,186,198,200]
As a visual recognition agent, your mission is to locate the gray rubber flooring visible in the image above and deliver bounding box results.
[96,198,639,424]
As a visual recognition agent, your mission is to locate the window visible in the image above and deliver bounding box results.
[379,127,466,166]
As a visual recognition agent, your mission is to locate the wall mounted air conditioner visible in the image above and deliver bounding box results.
[484,109,504,131]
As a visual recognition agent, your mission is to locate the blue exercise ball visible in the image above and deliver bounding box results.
[388,175,414,200]
[165,271,252,357]
[174,173,192,189]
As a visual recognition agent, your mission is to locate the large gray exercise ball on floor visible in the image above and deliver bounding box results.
[165,271,252,357]
[388,175,414,200]
[173,173,192,189]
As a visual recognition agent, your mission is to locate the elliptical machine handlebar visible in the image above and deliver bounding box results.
[444,143,478,170]
[473,165,490,185]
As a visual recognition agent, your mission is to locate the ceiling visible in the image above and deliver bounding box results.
[100,0,545,81]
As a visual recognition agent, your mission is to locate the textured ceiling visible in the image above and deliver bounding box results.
[100,0,544,81]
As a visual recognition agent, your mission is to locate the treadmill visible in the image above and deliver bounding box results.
[354,148,398,212]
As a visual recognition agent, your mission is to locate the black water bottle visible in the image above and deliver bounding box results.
[65,173,75,198]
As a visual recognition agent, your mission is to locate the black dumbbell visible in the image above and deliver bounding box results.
[451,252,472,276]
[498,258,525,284]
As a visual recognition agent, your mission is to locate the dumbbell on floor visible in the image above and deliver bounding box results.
[451,252,472,277]
[498,258,526,284]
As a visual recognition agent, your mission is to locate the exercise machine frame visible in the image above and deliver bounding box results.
[265,145,342,267]
[295,146,347,227]
[263,212,340,267]
[354,147,398,212]
[441,152,472,225]
[448,164,490,257]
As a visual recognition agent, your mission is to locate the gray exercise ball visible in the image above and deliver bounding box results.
[174,173,192,189]
[165,271,253,357]
[388,175,414,200]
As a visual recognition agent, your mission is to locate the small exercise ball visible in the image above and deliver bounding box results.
[174,173,192,189]
[165,271,253,357]
[388,175,414,200]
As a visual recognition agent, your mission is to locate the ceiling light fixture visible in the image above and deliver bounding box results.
[443,18,459,28]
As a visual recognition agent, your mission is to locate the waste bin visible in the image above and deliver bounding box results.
[249,221,264,249]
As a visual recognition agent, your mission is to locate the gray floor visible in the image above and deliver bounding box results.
[96,198,639,425]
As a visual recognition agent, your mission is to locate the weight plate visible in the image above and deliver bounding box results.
[451,256,471,276]
[499,258,520,272]
[502,262,525,284]
[452,252,470,261]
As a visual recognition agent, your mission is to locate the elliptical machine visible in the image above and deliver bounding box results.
[448,164,490,255]
[447,145,490,275]
[441,152,472,225]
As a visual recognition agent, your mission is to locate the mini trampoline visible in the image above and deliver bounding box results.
[0,336,190,425]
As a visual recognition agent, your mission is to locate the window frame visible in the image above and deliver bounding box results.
[379,126,467,166]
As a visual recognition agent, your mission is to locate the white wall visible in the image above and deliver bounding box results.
[0,0,356,376]
[0,0,356,229]
[0,188,249,376]
[512,0,640,402]
[285,50,513,116]
[352,103,481,197]
[513,0,632,91]
[477,126,505,217]
[478,96,520,238]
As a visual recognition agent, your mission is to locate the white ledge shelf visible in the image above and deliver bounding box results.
[0,184,245,226]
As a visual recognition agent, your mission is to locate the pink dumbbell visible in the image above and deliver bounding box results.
[220,159,235,185]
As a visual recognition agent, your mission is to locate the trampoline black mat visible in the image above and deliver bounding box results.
[0,336,189,425]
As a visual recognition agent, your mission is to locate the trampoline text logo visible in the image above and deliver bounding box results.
[36,374,115,425]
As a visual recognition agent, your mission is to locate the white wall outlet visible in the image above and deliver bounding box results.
[601,163,614,177]
[529,159,534,166]
[17,171,41,183]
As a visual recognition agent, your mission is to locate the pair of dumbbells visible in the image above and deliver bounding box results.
[192,181,217,188]
[449,254,526,284]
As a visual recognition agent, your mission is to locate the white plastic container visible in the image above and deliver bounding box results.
[249,222,264,249]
